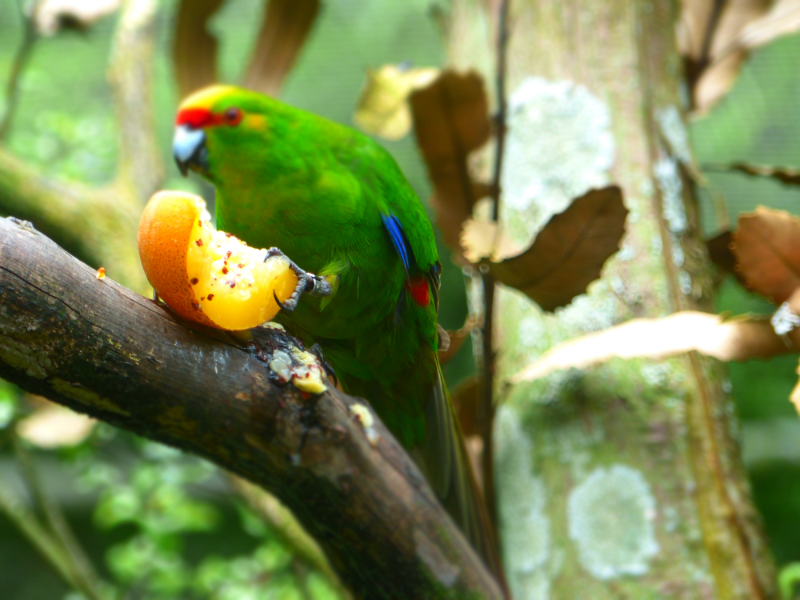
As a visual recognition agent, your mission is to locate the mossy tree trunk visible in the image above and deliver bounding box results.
[444,1,777,598]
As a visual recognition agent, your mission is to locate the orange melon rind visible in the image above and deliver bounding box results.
[138,190,298,331]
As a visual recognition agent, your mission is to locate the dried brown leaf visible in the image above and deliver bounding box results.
[460,220,524,264]
[490,186,627,312]
[706,162,800,185]
[35,0,120,35]
[791,358,800,416]
[732,206,800,304]
[678,0,800,112]
[447,377,483,486]
[172,0,225,99]
[706,229,746,281]
[410,71,492,259]
[354,65,439,140]
[460,220,496,263]
[699,0,770,110]
[512,311,796,383]
[433,182,493,263]
[17,404,96,448]
[693,49,746,111]
[680,0,772,111]
[243,0,320,97]
[438,317,478,366]
[678,0,720,58]
[739,0,800,49]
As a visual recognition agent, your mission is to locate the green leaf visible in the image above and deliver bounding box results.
[780,562,800,600]
[0,380,19,429]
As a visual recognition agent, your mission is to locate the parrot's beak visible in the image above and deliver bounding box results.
[173,125,208,177]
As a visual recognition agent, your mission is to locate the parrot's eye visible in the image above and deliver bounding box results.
[223,107,242,126]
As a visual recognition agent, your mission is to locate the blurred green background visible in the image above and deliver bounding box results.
[1,0,799,598]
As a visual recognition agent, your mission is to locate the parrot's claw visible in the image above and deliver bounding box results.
[265,247,331,313]
[273,291,294,312]
[309,343,338,387]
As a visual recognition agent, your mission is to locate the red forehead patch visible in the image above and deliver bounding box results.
[176,108,222,128]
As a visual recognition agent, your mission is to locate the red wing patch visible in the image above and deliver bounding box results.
[405,276,430,307]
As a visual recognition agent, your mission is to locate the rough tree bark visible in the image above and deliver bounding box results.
[0,217,502,600]
[445,1,777,598]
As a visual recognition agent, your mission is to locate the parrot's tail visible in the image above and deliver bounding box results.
[412,360,508,594]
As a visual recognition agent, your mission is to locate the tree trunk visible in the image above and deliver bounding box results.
[444,1,777,598]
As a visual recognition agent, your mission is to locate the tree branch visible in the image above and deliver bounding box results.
[476,0,510,546]
[108,0,163,201]
[0,217,502,600]
[227,476,348,597]
[12,435,106,600]
[0,475,87,594]
[0,0,40,141]
[0,149,146,291]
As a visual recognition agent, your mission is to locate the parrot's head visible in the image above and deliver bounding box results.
[173,85,278,184]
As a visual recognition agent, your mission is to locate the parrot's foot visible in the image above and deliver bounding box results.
[265,247,331,313]
[309,343,338,387]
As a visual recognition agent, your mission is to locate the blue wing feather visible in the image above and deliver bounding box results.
[381,212,412,274]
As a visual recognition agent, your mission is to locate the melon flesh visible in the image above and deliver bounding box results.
[186,215,296,331]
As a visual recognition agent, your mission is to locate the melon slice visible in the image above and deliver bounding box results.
[138,190,298,331]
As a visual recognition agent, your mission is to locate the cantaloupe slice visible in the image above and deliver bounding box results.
[138,190,298,331]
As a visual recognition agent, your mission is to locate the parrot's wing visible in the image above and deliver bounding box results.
[380,213,412,274]
[421,359,504,584]
[369,139,504,581]
[381,210,494,555]
[381,211,442,312]
[363,141,439,274]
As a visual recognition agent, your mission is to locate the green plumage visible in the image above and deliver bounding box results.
[177,86,499,574]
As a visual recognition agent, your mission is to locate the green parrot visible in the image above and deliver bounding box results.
[172,85,500,576]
